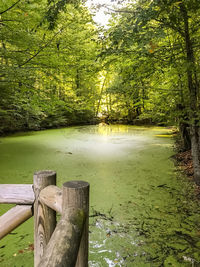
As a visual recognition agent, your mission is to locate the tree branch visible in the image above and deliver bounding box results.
[19,28,63,67]
[154,18,184,37]
[106,6,136,14]
[0,0,21,15]
[0,19,23,23]
[98,4,136,15]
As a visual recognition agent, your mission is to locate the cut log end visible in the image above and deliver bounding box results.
[34,170,56,179]
[63,181,89,189]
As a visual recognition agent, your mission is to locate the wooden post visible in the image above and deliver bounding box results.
[0,205,33,240]
[38,207,86,267]
[0,184,35,204]
[33,170,57,267]
[62,181,89,267]
[39,185,62,214]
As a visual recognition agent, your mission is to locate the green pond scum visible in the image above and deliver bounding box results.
[0,125,200,266]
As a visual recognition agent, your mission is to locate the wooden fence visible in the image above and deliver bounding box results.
[0,170,89,267]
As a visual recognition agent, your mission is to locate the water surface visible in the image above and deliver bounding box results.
[0,125,200,266]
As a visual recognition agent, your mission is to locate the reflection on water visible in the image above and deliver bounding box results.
[96,124,130,136]
[78,124,156,136]
[0,125,200,266]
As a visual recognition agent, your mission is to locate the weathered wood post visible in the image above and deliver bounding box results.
[0,205,33,240]
[33,170,57,267]
[63,181,89,267]
[38,180,89,267]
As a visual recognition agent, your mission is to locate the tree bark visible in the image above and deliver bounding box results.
[179,122,191,151]
[180,3,200,184]
[190,126,200,184]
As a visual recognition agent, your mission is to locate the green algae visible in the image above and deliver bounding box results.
[0,125,200,266]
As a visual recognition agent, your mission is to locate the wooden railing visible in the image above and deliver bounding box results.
[0,170,89,267]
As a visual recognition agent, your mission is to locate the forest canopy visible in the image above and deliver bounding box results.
[1,1,200,181]
[0,0,101,132]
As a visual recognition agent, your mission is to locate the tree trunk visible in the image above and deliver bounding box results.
[179,122,191,151]
[190,126,200,184]
[180,3,200,184]
[95,74,107,117]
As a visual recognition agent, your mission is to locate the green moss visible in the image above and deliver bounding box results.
[73,209,85,229]
[0,125,200,266]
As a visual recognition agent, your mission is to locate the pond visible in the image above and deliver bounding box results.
[0,125,200,266]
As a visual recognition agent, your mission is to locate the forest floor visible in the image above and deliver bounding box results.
[174,147,200,198]
[175,149,193,177]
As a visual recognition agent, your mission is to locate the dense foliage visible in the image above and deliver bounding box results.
[1,0,200,182]
[101,0,200,183]
[100,1,199,126]
[0,0,100,133]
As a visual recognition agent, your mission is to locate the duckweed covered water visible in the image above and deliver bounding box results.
[0,125,200,266]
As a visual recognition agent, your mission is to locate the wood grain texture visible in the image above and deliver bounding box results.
[0,184,35,204]
[62,181,89,267]
[38,208,85,267]
[0,205,33,240]
[33,170,57,267]
[39,185,62,214]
